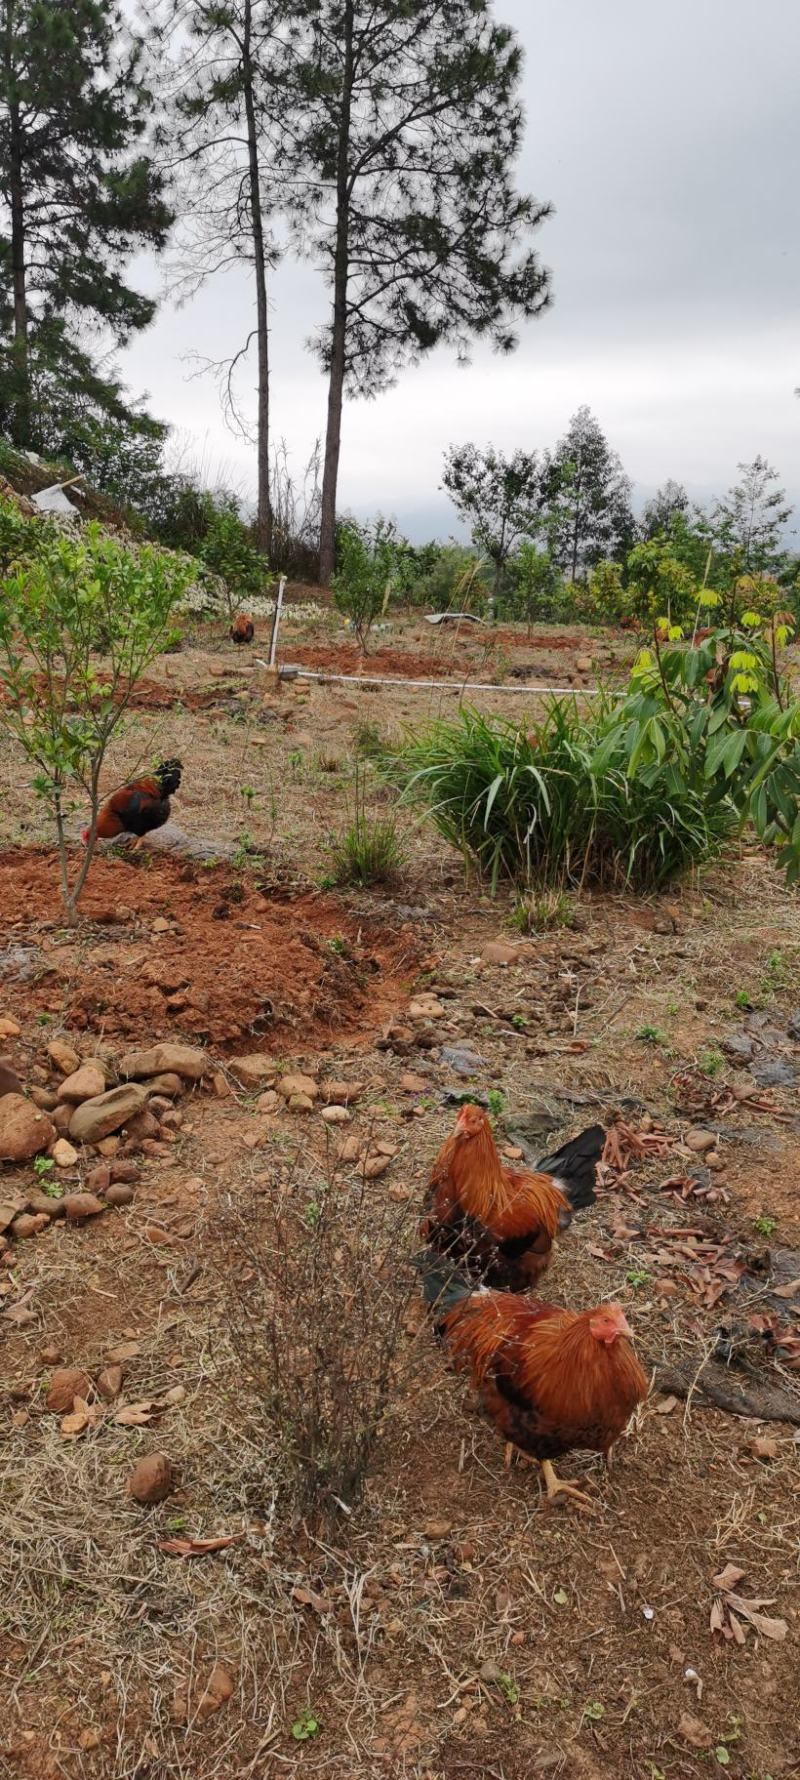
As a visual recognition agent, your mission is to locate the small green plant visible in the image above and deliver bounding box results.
[291,1710,320,1742]
[34,1156,55,1177]
[332,517,410,651]
[497,1672,520,1706]
[487,1088,506,1117]
[240,785,257,807]
[636,1024,668,1046]
[626,1268,651,1288]
[734,988,751,1009]
[584,1702,605,1723]
[511,889,575,933]
[329,766,405,890]
[753,1214,777,1237]
[697,1045,724,1077]
[327,934,347,956]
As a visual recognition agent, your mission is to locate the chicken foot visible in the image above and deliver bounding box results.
[540,1460,594,1511]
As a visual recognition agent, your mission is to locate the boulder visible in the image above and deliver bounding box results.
[47,1039,80,1076]
[57,1063,106,1104]
[278,1072,319,1101]
[228,1054,277,1091]
[0,1058,23,1098]
[69,1084,148,1145]
[120,1044,208,1083]
[0,1094,56,1163]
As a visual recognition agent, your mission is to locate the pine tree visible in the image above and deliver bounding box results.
[0,0,172,452]
[641,479,690,540]
[713,456,793,576]
[288,0,552,585]
[442,442,542,597]
[542,407,634,581]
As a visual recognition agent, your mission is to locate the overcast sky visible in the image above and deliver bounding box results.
[122,0,800,542]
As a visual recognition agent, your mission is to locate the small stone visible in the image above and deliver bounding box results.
[705,1150,726,1172]
[575,655,593,673]
[127,1452,174,1503]
[0,1094,56,1162]
[47,1039,80,1076]
[121,1109,160,1144]
[120,1044,208,1082]
[96,1365,123,1400]
[730,1072,757,1102]
[50,1104,73,1136]
[0,1017,22,1038]
[95,1135,120,1157]
[46,1367,92,1412]
[255,1089,280,1114]
[723,1033,755,1064]
[29,1085,58,1110]
[78,1730,102,1753]
[363,1154,391,1179]
[62,1193,105,1222]
[288,1092,314,1113]
[11,1212,49,1239]
[408,995,445,1020]
[229,1055,277,1091]
[51,1138,79,1169]
[278,1072,318,1101]
[25,1190,62,1218]
[143,1073,184,1098]
[0,1194,27,1232]
[337,1134,363,1162]
[39,1344,62,1366]
[57,1063,106,1104]
[685,1128,716,1153]
[400,1072,429,1093]
[196,1662,235,1722]
[481,940,524,967]
[105,1183,134,1208]
[0,1058,23,1098]
[321,1105,351,1125]
[85,1164,112,1195]
[110,1160,140,1184]
[322,1080,362,1105]
[69,1083,147,1144]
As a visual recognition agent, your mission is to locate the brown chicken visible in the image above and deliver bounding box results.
[421,1257,648,1507]
[230,613,255,644]
[422,1104,604,1291]
[82,759,182,847]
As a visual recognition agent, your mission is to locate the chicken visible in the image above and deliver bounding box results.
[82,759,182,848]
[421,1104,604,1291]
[230,613,255,644]
[421,1256,648,1508]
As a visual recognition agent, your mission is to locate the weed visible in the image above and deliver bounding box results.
[697,1045,725,1077]
[626,1268,651,1288]
[734,988,751,1010]
[636,1024,668,1046]
[33,1156,55,1177]
[753,1214,777,1237]
[511,889,575,933]
[487,1088,506,1117]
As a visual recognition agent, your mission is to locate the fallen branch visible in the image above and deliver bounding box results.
[654,1360,800,1426]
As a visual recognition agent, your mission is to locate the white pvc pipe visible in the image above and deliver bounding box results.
[267,574,287,667]
[268,666,610,696]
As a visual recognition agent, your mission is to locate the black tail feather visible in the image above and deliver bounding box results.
[536,1122,605,1212]
[414,1249,477,1315]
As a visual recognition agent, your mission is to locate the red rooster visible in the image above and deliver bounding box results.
[422,1258,648,1507]
[230,613,255,644]
[422,1104,604,1291]
[82,759,182,849]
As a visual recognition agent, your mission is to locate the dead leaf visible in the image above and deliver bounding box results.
[713,1564,746,1592]
[105,1340,142,1363]
[749,1435,779,1461]
[678,1711,713,1750]
[422,1518,452,1539]
[725,1593,788,1641]
[60,1408,92,1439]
[158,1533,244,1559]
[291,1584,333,1614]
[114,1401,155,1426]
[655,1395,678,1415]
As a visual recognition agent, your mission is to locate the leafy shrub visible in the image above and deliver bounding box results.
[0,496,49,574]
[332,517,412,649]
[501,543,569,626]
[406,542,490,612]
[581,559,627,624]
[623,537,698,628]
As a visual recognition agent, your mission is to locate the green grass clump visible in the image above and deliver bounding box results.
[329,810,404,888]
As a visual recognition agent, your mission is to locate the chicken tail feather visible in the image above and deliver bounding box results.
[536,1123,605,1212]
[414,1250,477,1315]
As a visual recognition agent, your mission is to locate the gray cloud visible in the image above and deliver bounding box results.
[122,0,800,541]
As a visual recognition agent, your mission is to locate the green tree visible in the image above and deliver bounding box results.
[289,0,552,585]
[0,0,172,452]
[332,516,411,650]
[640,479,690,540]
[442,444,542,600]
[624,537,698,628]
[0,515,191,921]
[505,541,563,628]
[712,456,793,576]
[542,407,634,581]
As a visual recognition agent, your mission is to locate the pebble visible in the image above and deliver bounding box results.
[399,1072,429,1093]
[46,1367,92,1412]
[105,1183,134,1208]
[47,1039,80,1076]
[0,1058,23,1097]
[96,1365,123,1400]
[321,1105,351,1125]
[11,1212,50,1239]
[278,1072,319,1101]
[322,1080,362,1104]
[26,1190,63,1218]
[255,1090,280,1114]
[337,1134,363,1162]
[481,940,524,967]
[287,1092,314,1113]
[110,1161,140,1184]
[0,1017,21,1039]
[62,1193,105,1222]
[408,995,445,1020]
[51,1138,79,1168]
[50,1104,73,1136]
[29,1086,58,1110]
[128,1452,174,1504]
[143,1073,184,1097]
[685,1128,716,1153]
[730,1073,757,1101]
[705,1150,726,1173]
[228,1054,277,1091]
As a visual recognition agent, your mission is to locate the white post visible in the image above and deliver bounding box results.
[268,575,287,668]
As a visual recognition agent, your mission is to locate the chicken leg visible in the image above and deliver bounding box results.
[540,1460,594,1512]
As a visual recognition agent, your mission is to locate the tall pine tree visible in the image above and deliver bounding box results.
[0,0,171,452]
[713,456,793,576]
[542,407,634,581]
[289,0,552,584]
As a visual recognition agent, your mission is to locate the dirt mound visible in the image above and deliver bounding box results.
[0,850,414,1052]
[282,642,484,680]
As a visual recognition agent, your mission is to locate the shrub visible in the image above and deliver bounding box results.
[332,517,412,648]
[502,543,568,627]
[406,543,490,612]
[623,538,698,628]
[0,518,191,920]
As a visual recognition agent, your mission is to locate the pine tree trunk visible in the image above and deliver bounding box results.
[242,0,271,560]
[318,0,354,588]
[4,9,31,450]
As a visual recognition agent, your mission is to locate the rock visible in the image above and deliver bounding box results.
[110,1160,140,1185]
[85,1164,111,1196]
[105,1183,135,1207]
[439,1045,488,1078]
[400,1072,429,1093]
[25,1190,62,1218]
[0,1094,56,1162]
[481,940,524,967]
[95,1135,120,1157]
[730,1072,757,1102]
[287,1092,314,1113]
[0,1058,23,1098]
[0,1017,22,1039]
[127,1452,174,1504]
[377,1021,414,1053]
[51,1138,79,1169]
[685,1128,717,1153]
[408,995,445,1020]
[62,1193,105,1222]
[196,1662,235,1722]
[96,1365,123,1400]
[11,1211,49,1238]
[751,1058,796,1088]
[788,1009,800,1041]
[152,917,171,933]
[0,1193,27,1232]
[46,1367,92,1412]
[121,1109,160,1144]
[29,1086,58,1110]
[723,1033,755,1064]
[50,1105,73,1136]
[69,1084,147,1144]
[321,1105,351,1125]
[57,1063,106,1104]
[363,1154,391,1179]
[256,1089,280,1114]
[337,1134,363,1162]
[575,655,593,674]
[229,1054,277,1091]
[47,1039,80,1076]
[277,1072,318,1101]
[705,1150,726,1172]
[39,1344,62,1366]
[322,1080,362,1105]
[120,1044,208,1083]
[149,1095,175,1118]
[143,1073,184,1098]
